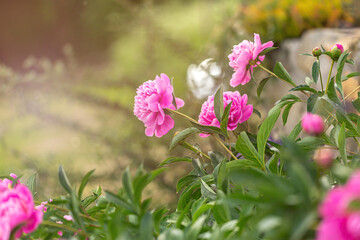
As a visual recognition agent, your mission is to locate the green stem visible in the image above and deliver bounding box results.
[212,134,238,160]
[317,57,324,92]
[166,108,198,123]
[325,60,335,95]
[41,220,89,237]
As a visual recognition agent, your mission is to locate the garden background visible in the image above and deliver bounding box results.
[0,0,358,206]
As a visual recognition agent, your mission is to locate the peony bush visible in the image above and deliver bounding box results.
[3,33,360,239]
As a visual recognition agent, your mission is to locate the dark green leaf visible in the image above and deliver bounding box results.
[78,169,95,200]
[220,101,232,138]
[300,53,313,57]
[257,77,271,98]
[176,175,198,192]
[185,215,207,240]
[192,158,207,176]
[200,179,216,200]
[282,102,295,125]
[58,165,72,195]
[353,98,360,113]
[159,157,192,167]
[209,151,225,168]
[253,108,262,119]
[259,47,278,56]
[273,62,296,86]
[214,85,224,122]
[105,191,136,213]
[257,107,282,163]
[307,94,319,112]
[290,85,317,94]
[26,173,36,196]
[338,123,347,165]
[312,60,319,83]
[122,167,134,203]
[140,212,153,240]
[190,121,225,137]
[288,122,302,141]
[235,132,263,168]
[169,127,200,151]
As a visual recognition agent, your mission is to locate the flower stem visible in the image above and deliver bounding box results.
[166,108,199,123]
[343,85,360,101]
[41,220,89,237]
[325,60,335,95]
[212,134,238,160]
[317,57,324,92]
[258,64,309,97]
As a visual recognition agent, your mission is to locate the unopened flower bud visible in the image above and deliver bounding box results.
[330,44,344,61]
[314,147,335,168]
[312,47,321,57]
[301,113,325,136]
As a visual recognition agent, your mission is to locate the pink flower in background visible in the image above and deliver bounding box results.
[228,33,274,87]
[0,174,43,238]
[134,73,184,137]
[198,91,253,137]
[317,171,360,240]
[313,147,335,168]
[301,113,324,135]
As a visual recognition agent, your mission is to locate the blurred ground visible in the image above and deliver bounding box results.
[0,0,241,205]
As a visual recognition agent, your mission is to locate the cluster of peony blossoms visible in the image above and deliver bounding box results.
[0,174,43,240]
[317,171,360,240]
[133,34,276,138]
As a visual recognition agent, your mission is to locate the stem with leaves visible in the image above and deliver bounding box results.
[325,60,335,95]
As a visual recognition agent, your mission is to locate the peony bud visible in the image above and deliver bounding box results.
[330,44,344,61]
[312,47,321,57]
[314,147,335,168]
[301,113,325,135]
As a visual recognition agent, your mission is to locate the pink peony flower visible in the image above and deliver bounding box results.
[301,113,325,135]
[134,73,184,137]
[317,171,360,240]
[228,33,274,87]
[332,44,344,54]
[0,219,10,240]
[198,91,253,137]
[0,174,43,238]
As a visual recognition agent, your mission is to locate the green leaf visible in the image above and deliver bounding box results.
[282,102,295,125]
[226,159,262,169]
[312,60,319,83]
[257,107,282,163]
[214,85,224,122]
[177,198,193,227]
[235,132,263,168]
[336,110,360,137]
[122,167,134,203]
[215,160,227,191]
[192,202,214,222]
[58,165,72,195]
[209,151,225,168]
[220,101,232,138]
[192,158,207,176]
[265,153,279,174]
[327,78,341,106]
[169,127,200,151]
[290,85,317,94]
[159,157,192,167]
[353,98,360,113]
[336,51,349,98]
[338,123,347,164]
[259,46,278,56]
[279,94,301,103]
[78,169,95,200]
[190,121,225,137]
[140,212,153,240]
[253,108,262,119]
[176,175,198,192]
[26,173,36,196]
[307,94,319,112]
[105,191,136,213]
[185,215,207,240]
[300,53,313,57]
[288,122,302,141]
[257,77,271,98]
[273,62,296,86]
[200,179,216,200]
